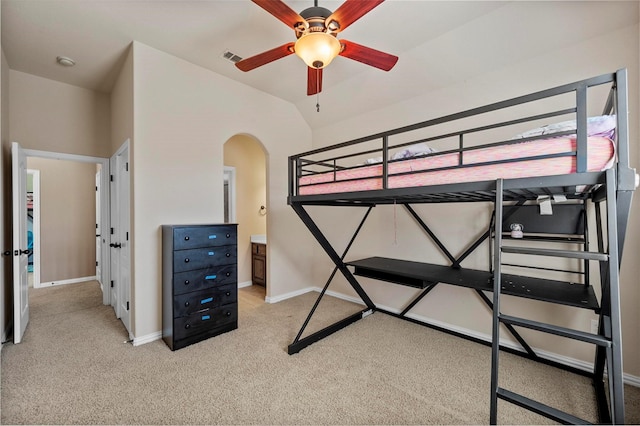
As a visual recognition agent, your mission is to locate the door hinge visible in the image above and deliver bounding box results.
[110,280,114,288]
[95,186,98,191]
[110,174,114,182]
[126,162,129,172]
[96,261,99,267]
[126,301,130,311]
[126,232,129,241]
[110,228,114,235]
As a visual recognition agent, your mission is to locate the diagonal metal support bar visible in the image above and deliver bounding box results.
[291,203,375,309]
[291,206,374,346]
[404,204,457,265]
[474,289,537,358]
[400,283,438,316]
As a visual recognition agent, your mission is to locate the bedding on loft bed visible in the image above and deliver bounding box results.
[298,133,615,195]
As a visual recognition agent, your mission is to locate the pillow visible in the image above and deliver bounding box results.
[515,115,616,140]
[392,143,437,160]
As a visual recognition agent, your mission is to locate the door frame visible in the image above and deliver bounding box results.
[22,148,111,306]
[27,169,42,289]
[223,166,236,223]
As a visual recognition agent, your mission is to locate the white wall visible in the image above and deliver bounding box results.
[131,42,313,338]
[310,18,640,375]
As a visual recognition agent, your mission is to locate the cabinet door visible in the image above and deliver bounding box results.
[252,254,266,286]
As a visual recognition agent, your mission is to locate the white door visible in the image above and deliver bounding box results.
[95,170,102,286]
[116,145,130,333]
[110,141,131,334]
[12,142,29,344]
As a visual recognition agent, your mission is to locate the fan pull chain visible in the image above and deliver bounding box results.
[316,67,320,112]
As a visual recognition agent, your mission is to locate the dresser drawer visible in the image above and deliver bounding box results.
[173,226,236,250]
[173,245,237,273]
[173,303,238,340]
[173,284,237,317]
[172,264,236,295]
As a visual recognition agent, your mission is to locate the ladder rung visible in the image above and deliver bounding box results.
[497,388,592,425]
[501,246,608,261]
[499,314,611,347]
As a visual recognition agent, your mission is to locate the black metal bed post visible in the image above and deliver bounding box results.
[489,179,504,425]
[605,168,624,423]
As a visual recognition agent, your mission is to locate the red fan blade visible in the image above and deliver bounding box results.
[307,67,323,96]
[326,0,385,32]
[235,42,296,72]
[339,39,398,71]
[251,0,304,28]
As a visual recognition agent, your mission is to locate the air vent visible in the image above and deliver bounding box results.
[222,50,243,63]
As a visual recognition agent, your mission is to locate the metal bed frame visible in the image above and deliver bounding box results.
[287,69,637,424]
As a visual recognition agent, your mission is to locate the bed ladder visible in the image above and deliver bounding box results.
[489,170,624,424]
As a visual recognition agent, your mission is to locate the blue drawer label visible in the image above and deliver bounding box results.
[201,297,213,304]
[208,251,215,256]
[209,235,217,239]
[205,275,217,280]
[202,315,210,321]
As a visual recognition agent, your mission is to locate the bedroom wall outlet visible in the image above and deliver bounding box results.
[591,319,599,334]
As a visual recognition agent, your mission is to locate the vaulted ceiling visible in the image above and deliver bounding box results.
[2,1,637,129]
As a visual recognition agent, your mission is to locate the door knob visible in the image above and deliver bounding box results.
[15,249,32,256]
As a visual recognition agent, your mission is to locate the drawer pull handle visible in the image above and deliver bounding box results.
[185,324,191,329]
[208,235,217,239]
[184,258,190,263]
[225,312,231,317]
[225,253,230,257]
[184,280,190,285]
[184,236,190,241]
[184,301,190,307]
[202,315,211,321]
[225,272,230,277]
[201,297,213,304]
[226,233,231,238]
[208,251,215,256]
[205,275,217,280]
[225,292,230,296]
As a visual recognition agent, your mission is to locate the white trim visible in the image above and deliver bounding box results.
[39,276,97,288]
[265,286,315,304]
[223,166,236,223]
[27,169,42,289]
[313,288,640,388]
[238,280,253,288]
[133,331,161,346]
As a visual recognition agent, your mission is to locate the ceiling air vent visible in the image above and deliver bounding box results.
[222,50,243,64]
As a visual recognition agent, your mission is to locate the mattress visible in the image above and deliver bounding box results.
[297,136,615,195]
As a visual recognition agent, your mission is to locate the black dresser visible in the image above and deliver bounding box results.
[162,224,238,350]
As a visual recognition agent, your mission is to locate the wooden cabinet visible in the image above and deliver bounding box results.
[251,243,266,287]
[162,224,238,350]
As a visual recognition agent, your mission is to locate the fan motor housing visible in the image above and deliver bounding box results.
[299,6,333,34]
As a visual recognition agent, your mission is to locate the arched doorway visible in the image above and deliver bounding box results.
[223,135,267,303]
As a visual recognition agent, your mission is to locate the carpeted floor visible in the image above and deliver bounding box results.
[1,281,638,424]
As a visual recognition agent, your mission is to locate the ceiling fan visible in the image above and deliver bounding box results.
[235,0,399,96]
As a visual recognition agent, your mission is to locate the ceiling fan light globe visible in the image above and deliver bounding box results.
[294,32,341,69]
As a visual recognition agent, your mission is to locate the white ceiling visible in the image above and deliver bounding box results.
[1,1,638,129]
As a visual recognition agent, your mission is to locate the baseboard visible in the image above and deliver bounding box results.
[238,280,253,289]
[319,288,640,388]
[265,286,315,304]
[133,331,162,347]
[38,275,98,288]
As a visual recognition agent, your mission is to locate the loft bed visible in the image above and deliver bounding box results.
[286,69,638,424]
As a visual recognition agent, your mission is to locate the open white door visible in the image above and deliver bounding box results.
[95,170,102,287]
[110,140,131,335]
[12,142,29,344]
